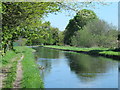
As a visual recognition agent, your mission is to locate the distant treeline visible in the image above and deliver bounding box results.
[29,9,119,48]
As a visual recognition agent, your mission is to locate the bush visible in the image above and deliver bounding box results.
[71,19,118,48]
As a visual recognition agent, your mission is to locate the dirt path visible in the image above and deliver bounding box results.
[0,56,18,88]
[13,55,24,88]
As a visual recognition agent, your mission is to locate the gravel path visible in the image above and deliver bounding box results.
[13,55,24,88]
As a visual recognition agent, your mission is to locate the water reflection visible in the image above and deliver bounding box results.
[34,47,59,59]
[34,47,118,88]
[34,47,60,79]
[65,52,117,82]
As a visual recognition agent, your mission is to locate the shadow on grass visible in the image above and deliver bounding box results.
[110,48,120,52]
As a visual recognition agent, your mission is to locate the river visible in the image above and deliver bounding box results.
[33,47,118,88]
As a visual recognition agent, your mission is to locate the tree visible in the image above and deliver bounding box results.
[64,9,97,45]
[2,2,106,53]
[58,31,64,45]
[2,2,60,53]
[71,19,118,48]
[26,21,60,46]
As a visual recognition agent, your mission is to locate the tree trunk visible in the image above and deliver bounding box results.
[9,40,15,52]
[3,43,7,53]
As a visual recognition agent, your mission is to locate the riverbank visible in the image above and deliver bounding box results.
[1,46,43,88]
[43,45,120,60]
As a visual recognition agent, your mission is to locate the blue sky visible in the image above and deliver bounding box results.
[44,2,118,31]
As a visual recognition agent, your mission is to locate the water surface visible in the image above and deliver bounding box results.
[34,47,118,88]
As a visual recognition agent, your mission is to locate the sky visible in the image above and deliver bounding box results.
[44,2,118,31]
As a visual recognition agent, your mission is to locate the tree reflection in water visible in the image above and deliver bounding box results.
[33,47,60,79]
[65,52,117,82]
[33,47,118,85]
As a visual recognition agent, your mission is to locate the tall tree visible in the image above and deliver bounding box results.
[2,2,60,53]
[64,9,97,45]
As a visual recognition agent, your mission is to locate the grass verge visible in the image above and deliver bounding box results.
[2,50,21,88]
[15,46,44,88]
[99,51,120,56]
[2,46,44,88]
[43,45,120,60]
[2,50,16,66]
[43,45,109,51]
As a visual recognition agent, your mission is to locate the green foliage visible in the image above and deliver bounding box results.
[2,2,107,53]
[71,30,94,47]
[64,9,97,45]
[2,2,61,53]
[58,31,64,45]
[71,19,118,48]
[27,21,61,46]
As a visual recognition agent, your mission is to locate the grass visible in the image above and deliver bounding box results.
[2,46,44,88]
[3,54,21,88]
[15,46,44,88]
[2,50,16,66]
[2,50,21,88]
[44,45,109,51]
[43,45,120,58]
[99,51,120,56]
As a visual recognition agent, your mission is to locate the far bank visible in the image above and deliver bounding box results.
[42,45,120,60]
